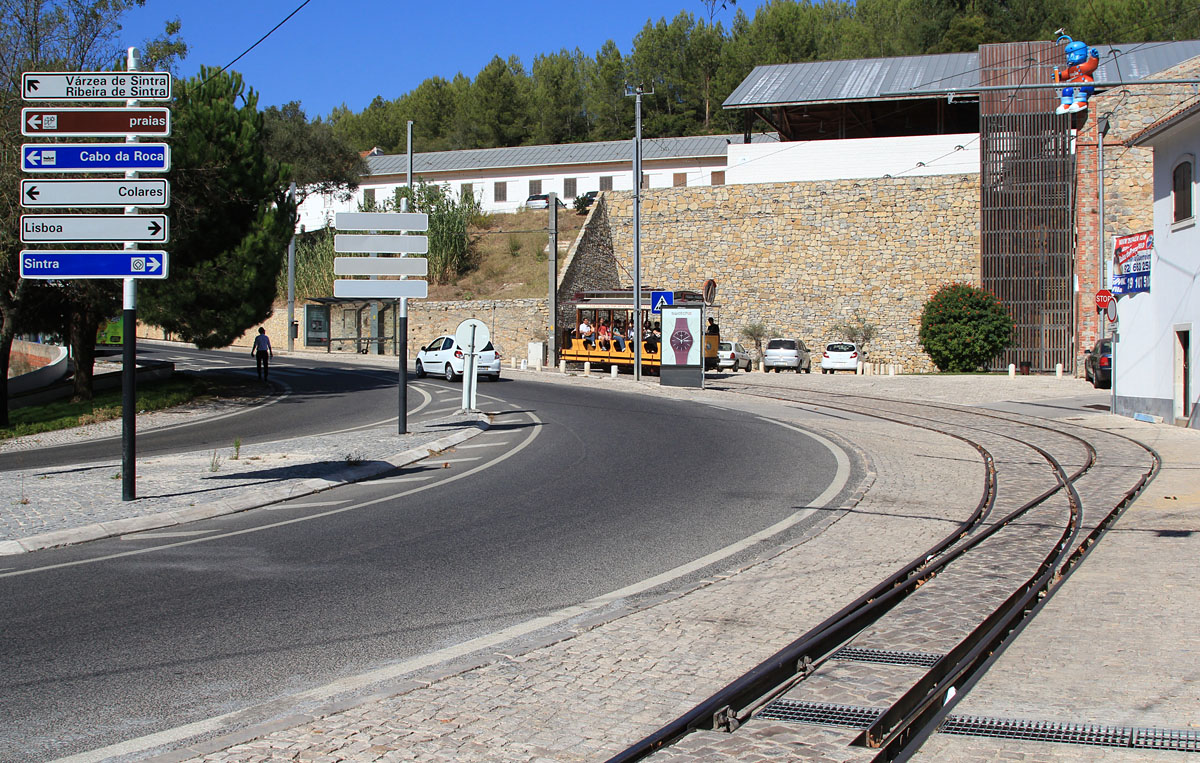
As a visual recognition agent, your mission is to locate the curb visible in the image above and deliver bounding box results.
[0,415,489,556]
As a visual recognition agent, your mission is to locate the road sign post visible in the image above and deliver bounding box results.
[20,179,169,208]
[19,250,168,279]
[21,107,170,136]
[333,211,431,434]
[22,143,169,172]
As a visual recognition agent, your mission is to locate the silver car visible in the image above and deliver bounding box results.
[415,336,502,381]
[718,341,752,372]
[762,338,812,373]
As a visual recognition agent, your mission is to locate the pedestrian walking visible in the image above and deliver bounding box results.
[251,327,273,381]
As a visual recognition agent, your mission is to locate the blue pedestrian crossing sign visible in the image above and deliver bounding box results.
[651,291,673,314]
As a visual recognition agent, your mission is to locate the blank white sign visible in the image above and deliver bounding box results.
[334,211,429,231]
[334,257,428,276]
[334,279,428,299]
[334,234,428,254]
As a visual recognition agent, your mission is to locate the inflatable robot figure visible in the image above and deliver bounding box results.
[1054,35,1100,114]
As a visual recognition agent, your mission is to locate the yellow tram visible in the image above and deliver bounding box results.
[559,289,720,372]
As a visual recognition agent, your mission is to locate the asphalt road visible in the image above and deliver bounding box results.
[0,367,849,761]
[0,345,423,472]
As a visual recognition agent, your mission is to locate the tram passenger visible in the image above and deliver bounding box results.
[612,321,627,352]
[597,319,612,350]
[578,317,594,348]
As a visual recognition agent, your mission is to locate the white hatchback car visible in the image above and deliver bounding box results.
[717,341,752,372]
[821,341,864,373]
[415,335,502,381]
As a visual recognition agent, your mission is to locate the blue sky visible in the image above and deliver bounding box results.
[117,0,762,119]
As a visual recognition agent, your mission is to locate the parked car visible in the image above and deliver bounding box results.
[1084,337,1112,388]
[525,194,566,209]
[415,335,502,381]
[821,341,864,373]
[762,338,812,372]
[717,341,752,372]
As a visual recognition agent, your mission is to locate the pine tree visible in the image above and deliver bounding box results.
[139,67,297,349]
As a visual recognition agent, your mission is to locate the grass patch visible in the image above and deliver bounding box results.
[2,374,228,440]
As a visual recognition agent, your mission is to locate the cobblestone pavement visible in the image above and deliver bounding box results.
[7,352,1198,762]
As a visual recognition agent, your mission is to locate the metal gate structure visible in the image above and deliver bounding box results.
[980,42,1077,372]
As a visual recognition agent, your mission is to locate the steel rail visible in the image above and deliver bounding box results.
[607,393,1084,762]
[607,385,1149,763]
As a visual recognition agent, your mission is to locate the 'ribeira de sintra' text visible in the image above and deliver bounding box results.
[63,74,168,99]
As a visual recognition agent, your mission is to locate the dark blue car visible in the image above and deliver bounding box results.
[1085,338,1112,388]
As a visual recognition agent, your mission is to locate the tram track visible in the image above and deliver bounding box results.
[609,382,1160,762]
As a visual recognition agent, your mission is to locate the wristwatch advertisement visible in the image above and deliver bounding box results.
[661,306,700,367]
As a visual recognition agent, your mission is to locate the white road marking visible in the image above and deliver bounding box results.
[369,475,436,484]
[423,406,464,417]
[264,500,349,510]
[429,457,481,464]
[53,416,849,763]
[455,441,509,449]
[119,530,212,540]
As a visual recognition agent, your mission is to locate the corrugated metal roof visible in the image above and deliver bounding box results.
[367,133,779,177]
[723,41,1200,108]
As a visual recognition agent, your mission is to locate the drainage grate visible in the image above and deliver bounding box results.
[940,715,1200,753]
[758,699,883,728]
[832,647,943,668]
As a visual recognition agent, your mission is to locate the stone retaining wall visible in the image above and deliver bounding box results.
[598,177,981,371]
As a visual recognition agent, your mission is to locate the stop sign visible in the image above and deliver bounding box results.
[1095,289,1113,310]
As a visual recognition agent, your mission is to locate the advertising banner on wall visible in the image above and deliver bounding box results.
[1111,230,1153,295]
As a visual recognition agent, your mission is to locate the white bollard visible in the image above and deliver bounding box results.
[534,361,541,373]
[856,361,864,375]
[512,356,518,369]
[519,358,527,370]
[1008,363,1016,378]
[559,360,566,374]
[1056,363,1063,378]
[611,366,618,378]
[583,361,591,377]
[889,364,896,376]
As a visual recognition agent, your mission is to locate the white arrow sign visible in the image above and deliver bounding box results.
[334,234,428,254]
[334,280,429,299]
[334,257,428,276]
[21,179,170,208]
[20,214,169,243]
[335,211,429,231]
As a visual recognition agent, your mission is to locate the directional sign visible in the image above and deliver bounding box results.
[334,280,429,299]
[21,179,170,208]
[335,211,429,231]
[22,71,171,101]
[334,257,428,276]
[334,234,428,254]
[21,214,168,243]
[651,290,674,314]
[22,143,170,173]
[22,107,170,137]
[20,250,168,279]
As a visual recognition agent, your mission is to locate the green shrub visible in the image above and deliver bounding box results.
[918,283,1013,372]
[573,195,590,215]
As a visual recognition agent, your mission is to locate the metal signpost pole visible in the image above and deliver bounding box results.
[399,120,413,434]
[633,85,643,381]
[287,182,296,352]
[549,192,558,366]
[122,47,140,501]
[1098,116,1110,344]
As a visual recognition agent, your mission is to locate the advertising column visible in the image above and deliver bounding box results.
[660,304,704,388]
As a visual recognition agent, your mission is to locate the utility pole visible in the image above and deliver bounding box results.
[548,192,558,365]
[627,84,646,380]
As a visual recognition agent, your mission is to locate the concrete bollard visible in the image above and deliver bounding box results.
[889,364,896,376]
[1056,363,1063,378]
[559,360,566,374]
[534,361,541,373]
[583,361,591,377]
[611,366,618,379]
[1008,363,1016,378]
[519,359,527,370]
[856,361,864,375]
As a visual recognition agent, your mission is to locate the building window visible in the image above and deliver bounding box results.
[599,176,613,191]
[461,183,473,200]
[711,171,725,186]
[529,179,542,196]
[564,178,577,198]
[1173,157,1193,224]
[673,173,687,187]
[494,182,507,203]
[641,173,650,189]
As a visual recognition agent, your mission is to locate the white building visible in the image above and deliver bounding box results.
[297,133,780,231]
[1117,103,1200,427]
